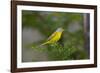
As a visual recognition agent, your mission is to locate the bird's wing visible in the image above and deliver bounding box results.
[47,32,57,41]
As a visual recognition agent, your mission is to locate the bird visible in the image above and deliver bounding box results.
[39,27,64,46]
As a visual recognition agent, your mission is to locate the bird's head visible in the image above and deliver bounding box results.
[56,27,64,32]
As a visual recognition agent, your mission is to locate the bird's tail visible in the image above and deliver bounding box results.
[31,41,49,49]
[39,41,49,47]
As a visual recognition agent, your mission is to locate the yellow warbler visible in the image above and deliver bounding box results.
[40,27,64,46]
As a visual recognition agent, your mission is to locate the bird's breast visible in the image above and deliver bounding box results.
[56,32,62,37]
[48,31,62,43]
[54,32,62,41]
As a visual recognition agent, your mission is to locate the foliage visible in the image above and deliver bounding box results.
[47,43,87,60]
[31,42,87,61]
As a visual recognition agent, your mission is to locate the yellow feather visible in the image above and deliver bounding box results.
[40,32,63,46]
[39,27,64,46]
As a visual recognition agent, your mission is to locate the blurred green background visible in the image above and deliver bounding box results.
[22,10,90,62]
